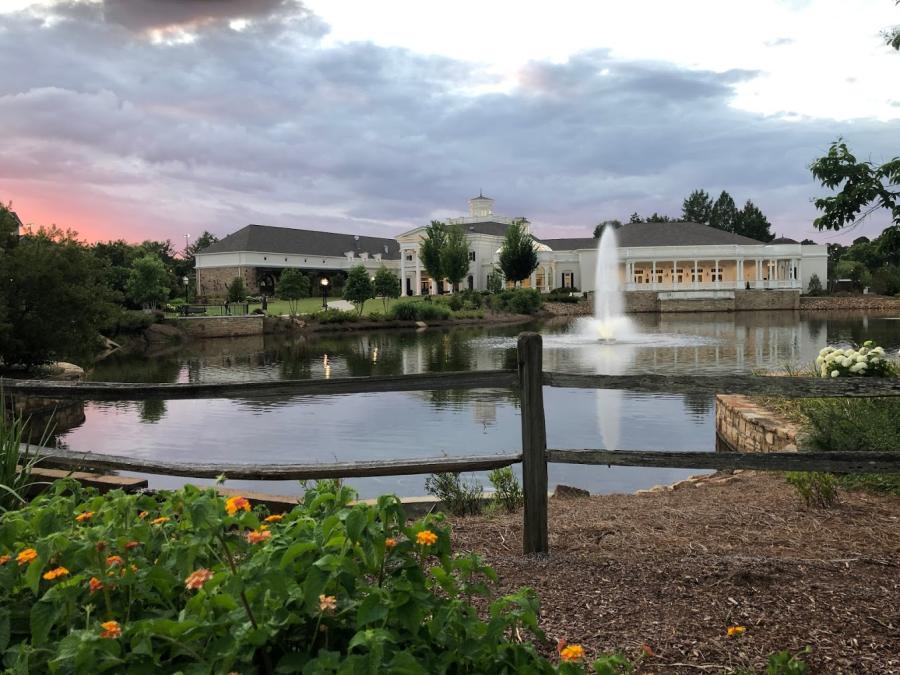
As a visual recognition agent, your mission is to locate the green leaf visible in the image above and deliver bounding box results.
[279,541,317,569]
[0,608,10,653]
[345,509,366,543]
[387,651,428,675]
[356,593,388,626]
[30,601,56,646]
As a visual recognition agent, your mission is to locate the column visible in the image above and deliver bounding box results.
[693,259,698,289]
[651,260,657,290]
[672,260,676,288]
[796,257,802,289]
[714,259,719,288]
[737,258,743,284]
[529,271,536,290]
[399,250,406,296]
[415,253,421,296]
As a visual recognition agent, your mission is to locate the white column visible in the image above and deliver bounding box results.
[714,259,719,288]
[415,254,421,296]
[693,259,698,288]
[651,260,657,290]
[672,260,676,288]
[796,257,802,289]
[399,250,406,296]
[737,258,743,283]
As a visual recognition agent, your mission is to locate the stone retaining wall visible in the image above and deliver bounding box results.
[165,315,264,339]
[800,295,900,311]
[715,394,800,453]
[734,289,800,311]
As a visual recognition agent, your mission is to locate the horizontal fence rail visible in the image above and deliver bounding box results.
[547,449,900,474]
[1,370,518,401]
[543,372,900,397]
[25,445,522,480]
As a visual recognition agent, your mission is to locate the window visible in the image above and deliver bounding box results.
[406,253,414,261]
[672,267,684,283]
[711,267,723,281]
[562,272,574,289]
[691,268,703,282]
[468,251,476,262]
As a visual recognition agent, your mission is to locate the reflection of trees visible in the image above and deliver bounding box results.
[140,398,166,423]
[682,391,713,421]
[88,353,182,383]
[807,318,824,342]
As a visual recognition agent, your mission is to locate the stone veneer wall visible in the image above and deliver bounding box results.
[622,289,800,313]
[733,289,799,311]
[165,315,264,339]
[715,394,800,453]
[197,266,259,299]
[624,291,659,313]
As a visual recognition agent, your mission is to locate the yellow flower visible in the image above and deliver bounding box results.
[16,548,38,566]
[75,511,94,523]
[100,620,122,639]
[151,516,170,525]
[184,568,214,590]
[416,530,438,546]
[138,511,149,519]
[560,644,585,662]
[727,625,746,637]
[264,514,283,523]
[42,566,69,580]
[384,537,397,550]
[225,496,251,516]
[319,594,337,612]
[245,529,272,544]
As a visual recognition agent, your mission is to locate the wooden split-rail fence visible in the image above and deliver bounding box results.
[5,332,900,554]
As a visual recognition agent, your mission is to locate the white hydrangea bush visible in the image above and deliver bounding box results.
[815,340,897,378]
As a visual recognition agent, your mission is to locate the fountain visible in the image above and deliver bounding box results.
[588,226,635,341]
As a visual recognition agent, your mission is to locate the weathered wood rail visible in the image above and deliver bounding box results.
[9,332,900,554]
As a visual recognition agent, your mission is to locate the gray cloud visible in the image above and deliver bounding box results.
[0,1,897,243]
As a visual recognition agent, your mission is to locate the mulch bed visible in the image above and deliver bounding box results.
[448,472,900,673]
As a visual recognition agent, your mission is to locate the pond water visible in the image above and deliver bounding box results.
[48,310,900,498]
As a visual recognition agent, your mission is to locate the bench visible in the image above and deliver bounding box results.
[179,305,207,316]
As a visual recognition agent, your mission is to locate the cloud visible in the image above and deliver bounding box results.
[0,0,897,244]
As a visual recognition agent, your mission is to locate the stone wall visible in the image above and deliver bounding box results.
[800,295,900,311]
[734,289,799,311]
[659,293,734,313]
[197,266,259,299]
[165,315,264,339]
[624,291,659,313]
[715,394,800,453]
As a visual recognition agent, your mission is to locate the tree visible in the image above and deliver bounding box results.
[276,269,310,315]
[373,267,400,311]
[227,276,246,303]
[709,191,739,232]
[0,202,21,251]
[835,259,871,291]
[419,220,447,294]
[733,200,774,242]
[806,273,824,296]
[92,240,141,303]
[628,212,643,224]
[593,220,622,238]
[440,224,470,292]
[801,238,818,245]
[645,212,673,223]
[681,189,713,224]
[343,265,374,316]
[498,219,538,286]
[126,254,170,310]
[810,141,900,231]
[185,231,219,259]
[0,227,114,368]
[486,268,504,294]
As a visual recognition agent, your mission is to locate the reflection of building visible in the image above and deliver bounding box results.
[196,195,827,298]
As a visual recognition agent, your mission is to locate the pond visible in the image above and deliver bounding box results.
[46,310,900,498]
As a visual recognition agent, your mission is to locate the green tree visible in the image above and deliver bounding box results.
[373,267,401,311]
[806,273,824,296]
[645,212,673,223]
[0,202,21,251]
[276,269,311,315]
[92,240,141,302]
[733,200,775,242]
[593,220,622,238]
[185,231,219,259]
[226,276,246,303]
[419,220,447,294]
[709,191,739,232]
[343,265,374,316]
[440,224,470,292]
[126,254,170,309]
[498,219,538,286]
[628,212,643,224]
[810,140,900,231]
[835,259,872,291]
[0,227,114,367]
[486,267,504,294]
[681,189,713,223]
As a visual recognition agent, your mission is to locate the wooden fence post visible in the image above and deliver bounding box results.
[518,332,548,554]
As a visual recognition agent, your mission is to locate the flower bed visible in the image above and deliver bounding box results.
[814,340,896,378]
[0,480,613,673]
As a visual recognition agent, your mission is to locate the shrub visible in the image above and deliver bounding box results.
[496,288,542,315]
[488,467,524,513]
[414,302,451,321]
[814,341,896,378]
[785,471,839,508]
[805,273,824,296]
[451,309,485,320]
[226,277,246,303]
[486,268,504,294]
[870,265,900,296]
[766,647,811,674]
[0,480,597,673]
[448,294,464,311]
[424,472,484,516]
[100,308,158,336]
[314,308,357,324]
[388,301,419,321]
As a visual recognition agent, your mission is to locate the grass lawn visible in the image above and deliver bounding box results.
[260,296,427,316]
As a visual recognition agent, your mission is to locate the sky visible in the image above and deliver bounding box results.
[0,0,897,246]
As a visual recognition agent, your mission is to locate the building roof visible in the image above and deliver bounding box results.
[462,221,510,237]
[540,221,769,251]
[198,224,401,260]
[771,236,799,244]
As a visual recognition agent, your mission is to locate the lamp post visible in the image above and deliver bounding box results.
[182,275,189,303]
[320,276,329,309]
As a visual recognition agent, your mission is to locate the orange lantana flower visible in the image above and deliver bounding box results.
[42,566,69,580]
[106,555,125,567]
[138,511,149,519]
[0,554,10,565]
[416,530,438,546]
[89,577,104,593]
[100,620,122,639]
[727,626,746,637]
[184,568,214,590]
[75,511,94,523]
[245,529,272,544]
[560,644,585,662]
[151,517,170,525]
[125,541,140,550]
[16,548,38,565]
[319,594,337,612]
[384,537,397,550]
[225,496,251,516]
[264,514,283,523]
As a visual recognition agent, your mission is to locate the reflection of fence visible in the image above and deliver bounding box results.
[6,333,900,554]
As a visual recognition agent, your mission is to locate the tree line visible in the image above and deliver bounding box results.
[593,190,776,242]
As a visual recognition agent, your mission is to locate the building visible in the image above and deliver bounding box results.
[195,195,827,300]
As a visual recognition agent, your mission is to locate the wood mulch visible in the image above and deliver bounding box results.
[448,472,900,674]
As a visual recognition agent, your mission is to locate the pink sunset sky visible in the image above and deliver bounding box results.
[1,0,898,246]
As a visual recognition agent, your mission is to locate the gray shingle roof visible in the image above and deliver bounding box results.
[540,221,768,251]
[199,224,401,260]
[461,221,509,237]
